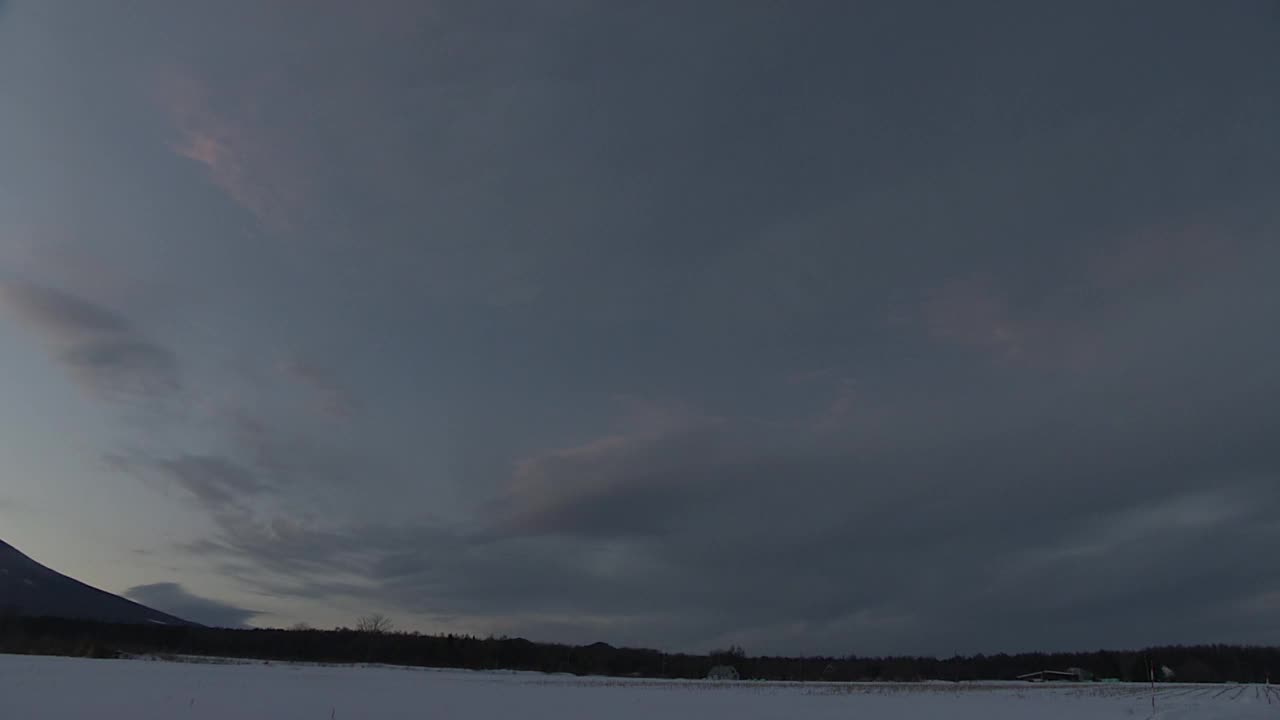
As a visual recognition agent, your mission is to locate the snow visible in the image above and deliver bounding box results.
[2,653,1278,719]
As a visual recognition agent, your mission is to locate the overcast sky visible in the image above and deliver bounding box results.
[1,1,1278,655]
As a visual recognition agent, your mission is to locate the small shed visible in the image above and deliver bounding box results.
[707,665,740,681]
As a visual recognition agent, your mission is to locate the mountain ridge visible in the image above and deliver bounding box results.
[0,538,197,627]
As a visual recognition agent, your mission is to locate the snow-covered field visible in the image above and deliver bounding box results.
[2,653,1278,719]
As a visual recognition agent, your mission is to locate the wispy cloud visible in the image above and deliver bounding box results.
[921,276,1024,361]
[1013,490,1253,569]
[0,281,130,334]
[0,225,171,308]
[1090,223,1241,293]
[917,275,1105,372]
[109,453,267,513]
[0,281,179,401]
[156,67,301,232]
[813,376,858,432]
[277,357,358,420]
[1239,589,1280,615]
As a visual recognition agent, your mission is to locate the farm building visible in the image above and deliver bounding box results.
[707,665,740,681]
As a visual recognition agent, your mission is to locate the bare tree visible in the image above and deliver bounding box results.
[289,622,312,631]
[355,613,394,634]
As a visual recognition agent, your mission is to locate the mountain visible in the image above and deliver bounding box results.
[0,538,197,626]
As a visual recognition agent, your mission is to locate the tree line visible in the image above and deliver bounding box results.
[0,613,1275,683]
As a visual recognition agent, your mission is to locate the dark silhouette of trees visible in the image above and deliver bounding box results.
[355,613,394,634]
[0,614,1276,684]
[709,644,746,666]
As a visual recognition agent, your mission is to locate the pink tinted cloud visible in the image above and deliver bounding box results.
[609,395,715,434]
[1,224,171,308]
[922,276,1023,362]
[783,369,867,433]
[338,0,441,38]
[1090,222,1241,292]
[156,67,303,233]
[813,377,858,433]
[278,357,358,420]
[785,367,837,385]
[917,223,1248,372]
[497,398,730,532]
[500,431,658,536]
[918,276,1102,372]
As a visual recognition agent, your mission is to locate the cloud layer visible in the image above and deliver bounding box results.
[0,1,1278,656]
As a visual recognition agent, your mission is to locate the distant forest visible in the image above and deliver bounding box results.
[1,614,1276,684]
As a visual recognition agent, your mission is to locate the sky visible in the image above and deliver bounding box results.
[0,1,1278,657]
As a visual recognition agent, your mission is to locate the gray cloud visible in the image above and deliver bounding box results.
[124,582,260,628]
[0,282,130,334]
[0,282,179,401]
[175,368,1280,654]
[138,220,1280,655]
